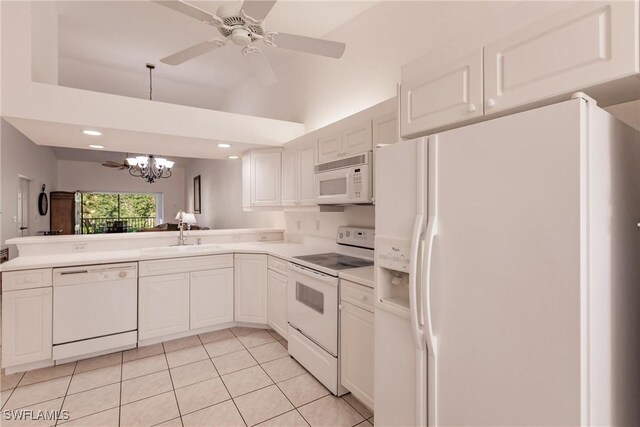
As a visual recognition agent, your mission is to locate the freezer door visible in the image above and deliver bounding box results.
[374,137,426,240]
[429,99,585,426]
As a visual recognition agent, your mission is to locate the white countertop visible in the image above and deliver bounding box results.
[339,266,375,288]
[0,241,331,272]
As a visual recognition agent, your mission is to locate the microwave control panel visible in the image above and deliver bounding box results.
[352,168,363,199]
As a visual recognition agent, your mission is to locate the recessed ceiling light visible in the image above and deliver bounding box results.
[228,155,239,159]
[217,143,231,148]
[82,130,102,136]
[89,144,105,149]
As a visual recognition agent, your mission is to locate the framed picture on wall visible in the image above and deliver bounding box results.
[193,175,201,214]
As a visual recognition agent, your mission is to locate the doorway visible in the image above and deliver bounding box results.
[17,176,31,237]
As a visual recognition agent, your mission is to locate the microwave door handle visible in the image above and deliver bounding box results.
[346,172,352,199]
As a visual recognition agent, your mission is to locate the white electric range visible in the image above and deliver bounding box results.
[287,226,374,395]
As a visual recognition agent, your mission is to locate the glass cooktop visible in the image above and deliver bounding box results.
[293,253,373,271]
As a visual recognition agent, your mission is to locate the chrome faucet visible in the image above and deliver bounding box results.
[177,219,188,246]
[175,211,196,246]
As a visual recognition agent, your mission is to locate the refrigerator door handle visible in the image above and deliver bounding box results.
[423,214,438,357]
[409,213,425,351]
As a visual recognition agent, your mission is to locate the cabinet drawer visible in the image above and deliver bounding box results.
[340,280,374,313]
[268,256,288,275]
[139,254,233,277]
[3,268,52,291]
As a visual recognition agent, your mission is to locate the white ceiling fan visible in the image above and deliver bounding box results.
[153,0,347,85]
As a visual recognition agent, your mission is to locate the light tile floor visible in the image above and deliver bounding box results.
[0,327,374,427]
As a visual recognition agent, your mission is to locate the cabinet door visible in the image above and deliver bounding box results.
[251,151,282,207]
[190,268,234,330]
[401,48,483,138]
[373,111,399,147]
[267,270,288,339]
[342,120,372,157]
[139,273,190,340]
[242,154,251,209]
[484,1,639,114]
[298,142,317,206]
[281,149,298,207]
[340,302,374,410]
[318,133,342,163]
[234,254,268,324]
[2,288,52,367]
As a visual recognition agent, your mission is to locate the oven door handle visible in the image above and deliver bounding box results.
[289,263,338,285]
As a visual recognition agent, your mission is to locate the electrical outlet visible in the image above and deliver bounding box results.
[296,220,301,230]
[315,220,320,231]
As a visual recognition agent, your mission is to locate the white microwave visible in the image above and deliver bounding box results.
[314,152,372,205]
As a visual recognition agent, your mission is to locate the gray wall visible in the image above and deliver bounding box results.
[1,120,58,258]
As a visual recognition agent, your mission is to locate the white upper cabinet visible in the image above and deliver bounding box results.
[281,149,298,207]
[484,1,639,113]
[318,118,372,163]
[401,48,484,138]
[373,110,399,147]
[400,1,639,137]
[234,254,268,324]
[243,148,282,209]
[281,135,318,208]
[298,142,317,205]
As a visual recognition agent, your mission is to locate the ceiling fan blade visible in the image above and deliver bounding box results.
[272,32,345,59]
[246,51,277,86]
[241,0,277,21]
[161,40,225,65]
[152,0,216,23]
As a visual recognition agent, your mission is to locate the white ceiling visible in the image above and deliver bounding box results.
[50,146,191,167]
[56,0,379,92]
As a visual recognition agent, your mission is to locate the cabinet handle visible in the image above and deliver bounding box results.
[468,103,476,112]
[339,304,343,310]
[486,98,496,108]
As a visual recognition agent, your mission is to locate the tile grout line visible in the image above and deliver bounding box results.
[232,331,318,425]
[197,333,249,427]
[54,361,77,427]
[342,395,374,420]
[162,342,185,427]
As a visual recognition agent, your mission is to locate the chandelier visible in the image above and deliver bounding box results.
[126,155,175,183]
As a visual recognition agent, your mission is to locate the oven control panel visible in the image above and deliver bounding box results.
[337,226,374,249]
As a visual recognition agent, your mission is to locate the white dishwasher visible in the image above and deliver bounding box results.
[52,262,138,360]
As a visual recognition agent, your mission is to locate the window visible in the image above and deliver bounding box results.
[80,192,162,234]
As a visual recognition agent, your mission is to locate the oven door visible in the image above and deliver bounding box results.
[288,262,339,356]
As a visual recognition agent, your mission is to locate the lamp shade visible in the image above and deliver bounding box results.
[182,213,197,225]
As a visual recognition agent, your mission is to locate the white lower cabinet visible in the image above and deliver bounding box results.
[234,254,268,324]
[267,270,288,339]
[340,281,374,410]
[1,287,52,367]
[190,268,234,330]
[139,273,190,340]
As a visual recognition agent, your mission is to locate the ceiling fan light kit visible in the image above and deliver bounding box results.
[154,0,346,85]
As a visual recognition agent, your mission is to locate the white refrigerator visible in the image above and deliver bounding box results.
[374,97,640,426]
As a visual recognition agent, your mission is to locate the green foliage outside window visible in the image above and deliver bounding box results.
[81,193,157,233]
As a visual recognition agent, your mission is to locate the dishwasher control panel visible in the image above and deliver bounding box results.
[53,262,138,286]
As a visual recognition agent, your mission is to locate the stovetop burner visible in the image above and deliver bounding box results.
[293,253,373,271]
